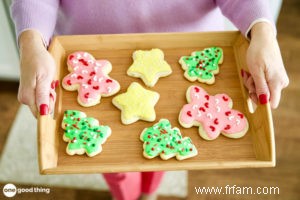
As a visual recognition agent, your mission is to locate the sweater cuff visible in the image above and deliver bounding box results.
[245,18,277,40]
[10,0,58,46]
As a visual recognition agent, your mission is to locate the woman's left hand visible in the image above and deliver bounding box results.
[243,22,289,109]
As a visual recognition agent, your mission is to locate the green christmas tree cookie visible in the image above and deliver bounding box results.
[61,110,111,157]
[140,119,198,160]
[179,47,223,84]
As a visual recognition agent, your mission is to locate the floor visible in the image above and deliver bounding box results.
[0,0,299,199]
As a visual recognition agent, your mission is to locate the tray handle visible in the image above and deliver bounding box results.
[37,114,59,174]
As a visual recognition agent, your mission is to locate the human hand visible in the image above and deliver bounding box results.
[18,30,57,117]
[243,22,289,109]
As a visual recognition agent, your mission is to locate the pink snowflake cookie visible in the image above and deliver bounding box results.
[62,51,120,107]
[179,86,249,140]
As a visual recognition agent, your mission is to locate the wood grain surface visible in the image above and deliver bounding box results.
[38,31,274,174]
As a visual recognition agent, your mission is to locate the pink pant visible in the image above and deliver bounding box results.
[103,171,164,200]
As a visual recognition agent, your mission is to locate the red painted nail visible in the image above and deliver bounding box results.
[259,94,268,104]
[51,80,60,89]
[40,104,49,115]
[241,69,244,77]
[54,80,59,88]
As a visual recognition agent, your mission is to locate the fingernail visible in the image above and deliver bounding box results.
[259,94,268,104]
[50,93,54,100]
[51,80,59,89]
[54,80,59,88]
[241,69,244,77]
[40,104,49,115]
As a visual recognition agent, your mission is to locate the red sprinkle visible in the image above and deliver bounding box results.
[214,118,219,125]
[151,147,155,151]
[106,79,112,83]
[204,102,209,108]
[84,93,89,98]
[93,86,99,90]
[222,96,229,101]
[90,71,96,76]
[87,79,92,85]
[205,95,210,100]
[187,111,192,117]
[238,113,244,119]
[225,111,231,116]
[147,135,151,139]
[199,107,206,112]
[67,80,72,85]
[178,140,182,144]
[224,125,231,130]
[209,126,215,132]
[189,148,193,151]
[194,87,200,93]
[77,75,84,80]
[79,58,88,66]
[69,55,74,60]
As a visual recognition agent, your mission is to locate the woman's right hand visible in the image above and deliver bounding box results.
[18,30,57,118]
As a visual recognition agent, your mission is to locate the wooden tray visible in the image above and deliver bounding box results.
[38,31,275,174]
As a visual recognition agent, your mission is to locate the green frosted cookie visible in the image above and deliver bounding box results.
[140,119,198,160]
[61,110,111,157]
[179,47,223,84]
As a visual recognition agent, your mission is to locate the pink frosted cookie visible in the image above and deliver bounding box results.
[178,86,249,140]
[62,51,120,107]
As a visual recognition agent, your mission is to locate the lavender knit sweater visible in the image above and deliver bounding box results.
[11,0,275,45]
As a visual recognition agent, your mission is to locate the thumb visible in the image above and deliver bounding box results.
[36,77,51,115]
[251,66,270,105]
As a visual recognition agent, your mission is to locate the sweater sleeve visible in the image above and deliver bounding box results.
[215,0,276,38]
[10,0,59,46]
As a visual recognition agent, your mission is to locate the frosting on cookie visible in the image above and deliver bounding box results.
[62,110,111,157]
[112,82,160,124]
[62,51,120,106]
[140,119,198,160]
[179,86,248,140]
[179,47,223,84]
[127,49,172,87]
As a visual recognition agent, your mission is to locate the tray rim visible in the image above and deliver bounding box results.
[38,31,275,174]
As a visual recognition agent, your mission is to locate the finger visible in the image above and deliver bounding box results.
[36,76,51,116]
[269,82,282,109]
[28,104,38,118]
[250,66,270,105]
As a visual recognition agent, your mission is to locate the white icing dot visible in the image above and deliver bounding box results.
[87,98,92,102]
[192,104,198,110]
[216,106,221,113]
[206,113,213,119]
[195,94,200,99]
[71,74,77,78]
[98,77,103,82]
[88,59,94,64]
[83,52,88,57]
[93,76,98,82]
[94,67,99,72]
[228,116,234,121]
[96,62,101,67]
[197,110,202,117]
[153,125,159,129]
[82,69,88,74]
[72,59,78,64]
[74,66,79,71]
[82,84,89,89]
[107,87,112,93]
[215,98,220,104]
[236,119,241,125]
[76,54,82,59]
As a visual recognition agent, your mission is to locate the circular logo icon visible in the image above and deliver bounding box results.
[3,184,17,197]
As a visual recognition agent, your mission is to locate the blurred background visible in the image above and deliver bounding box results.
[0,0,299,199]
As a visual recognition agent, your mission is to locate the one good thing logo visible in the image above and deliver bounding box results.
[3,183,17,197]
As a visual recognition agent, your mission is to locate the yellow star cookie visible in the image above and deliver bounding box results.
[112,82,160,124]
[127,49,172,87]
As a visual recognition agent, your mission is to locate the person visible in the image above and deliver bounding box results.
[10,1,289,200]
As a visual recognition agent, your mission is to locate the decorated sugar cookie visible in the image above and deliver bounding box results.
[140,119,198,160]
[112,82,160,124]
[179,86,249,140]
[61,110,111,157]
[127,49,172,87]
[179,47,223,84]
[62,51,120,107]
